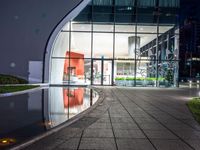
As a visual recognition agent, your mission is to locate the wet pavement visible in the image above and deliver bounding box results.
[20,87,200,150]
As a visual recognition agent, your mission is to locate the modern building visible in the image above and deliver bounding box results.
[179,0,200,80]
[0,0,180,87]
[48,0,180,87]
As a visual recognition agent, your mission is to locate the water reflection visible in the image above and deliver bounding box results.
[0,87,98,149]
[47,87,98,128]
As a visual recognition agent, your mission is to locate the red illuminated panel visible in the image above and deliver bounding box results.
[64,51,84,77]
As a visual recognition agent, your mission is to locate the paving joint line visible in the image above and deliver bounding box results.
[77,130,84,150]
[111,89,158,150]
[108,109,119,150]
[116,88,196,150]
[132,92,200,131]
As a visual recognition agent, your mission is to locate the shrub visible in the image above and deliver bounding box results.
[187,98,200,124]
[0,74,28,84]
[115,77,125,81]
[126,77,135,81]
[0,85,38,94]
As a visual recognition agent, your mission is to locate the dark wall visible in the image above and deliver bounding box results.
[0,0,83,82]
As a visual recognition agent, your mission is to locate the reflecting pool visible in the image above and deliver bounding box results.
[0,87,98,149]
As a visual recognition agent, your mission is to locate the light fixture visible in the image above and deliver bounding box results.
[0,138,16,146]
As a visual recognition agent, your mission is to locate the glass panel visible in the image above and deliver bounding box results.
[93,23,114,32]
[93,33,113,58]
[137,14,158,24]
[103,60,112,85]
[145,60,157,87]
[115,24,136,33]
[159,14,178,25]
[158,37,168,61]
[159,0,180,7]
[137,25,157,33]
[63,58,91,85]
[115,14,135,23]
[114,60,135,86]
[93,60,102,84]
[93,5,113,13]
[52,32,69,57]
[73,5,92,22]
[62,22,70,31]
[159,25,174,33]
[93,12,114,23]
[115,6,135,14]
[158,29,179,62]
[115,0,134,6]
[71,32,91,58]
[137,33,158,59]
[93,0,113,6]
[137,0,156,7]
[140,39,156,60]
[158,61,179,87]
[50,58,66,84]
[136,59,156,87]
[115,33,135,59]
[71,22,92,31]
[50,58,91,85]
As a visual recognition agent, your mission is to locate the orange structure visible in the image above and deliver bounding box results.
[63,51,84,80]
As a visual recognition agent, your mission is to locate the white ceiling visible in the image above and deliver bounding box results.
[60,24,174,57]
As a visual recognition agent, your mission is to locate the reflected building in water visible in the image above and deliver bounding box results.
[0,87,98,149]
[47,87,98,128]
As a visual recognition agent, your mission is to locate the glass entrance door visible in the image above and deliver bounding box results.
[92,60,102,85]
[92,59,113,85]
[103,60,112,85]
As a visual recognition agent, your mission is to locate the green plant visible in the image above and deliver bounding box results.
[0,85,39,94]
[0,74,28,84]
[146,77,156,81]
[126,77,134,81]
[166,69,173,85]
[136,77,146,81]
[115,77,125,81]
[158,77,165,81]
[187,97,200,124]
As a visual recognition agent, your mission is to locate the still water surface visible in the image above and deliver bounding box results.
[0,87,98,149]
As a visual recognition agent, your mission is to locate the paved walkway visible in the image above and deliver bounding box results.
[23,87,200,150]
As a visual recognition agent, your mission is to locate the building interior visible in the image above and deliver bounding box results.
[49,0,179,87]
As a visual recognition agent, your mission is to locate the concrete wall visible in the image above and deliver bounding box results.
[0,0,88,83]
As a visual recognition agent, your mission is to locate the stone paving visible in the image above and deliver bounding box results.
[23,87,200,150]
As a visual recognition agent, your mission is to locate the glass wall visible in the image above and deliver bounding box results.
[50,0,179,87]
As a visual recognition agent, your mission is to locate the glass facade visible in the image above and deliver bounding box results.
[50,0,179,87]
